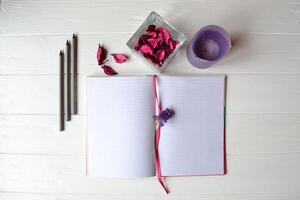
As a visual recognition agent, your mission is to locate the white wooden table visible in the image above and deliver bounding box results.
[0,0,300,199]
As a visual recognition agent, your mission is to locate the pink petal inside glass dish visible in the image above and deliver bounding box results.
[140,44,153,55]
[156,49,165,62]
[157,27,170,43]
[146,24,156,32]
[134,25,179,67]
[148,38,160,48]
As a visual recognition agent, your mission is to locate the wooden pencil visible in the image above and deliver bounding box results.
[59,50,65,131]
[72,33,78,115]
[66,40,71,121]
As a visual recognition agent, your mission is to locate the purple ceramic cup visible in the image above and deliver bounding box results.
[186,25,231,68]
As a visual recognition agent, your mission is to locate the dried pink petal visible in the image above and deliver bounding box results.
[157,27,170,43]
[97,44,108,65]
[141,34,151,43]
[101,65,118,76]
[134,45,140,51]
[143,53,155,61]
[148,38,160,48]
[147,25,156,32]
[168,38,179,52]
[167,38,179,53]
[173,39,179,47]
[111,53,128,63]
[140,44,153,55]
[156,49,165,62]
[147,31,157,38]
[133,24,180,68]
[168,39,174,51]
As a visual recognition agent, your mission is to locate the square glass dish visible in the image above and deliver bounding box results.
[127,11,187,73]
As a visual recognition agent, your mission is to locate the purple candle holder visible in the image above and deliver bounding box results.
[186,25,231,68]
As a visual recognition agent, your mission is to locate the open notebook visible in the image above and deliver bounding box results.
[86,75,226,179]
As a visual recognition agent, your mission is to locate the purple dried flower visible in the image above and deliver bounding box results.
[153,108,174,127]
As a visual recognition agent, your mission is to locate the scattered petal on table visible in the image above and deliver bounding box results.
[111,53,128,63]
[101,65,118,76]
[97,44,108,65]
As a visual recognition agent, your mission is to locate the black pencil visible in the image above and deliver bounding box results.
[66,40,71,121]
[72,33,78,115]
[59,51,65,131]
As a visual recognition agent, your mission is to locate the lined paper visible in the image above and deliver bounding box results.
[158,76,225,176]
[87,76,155,178]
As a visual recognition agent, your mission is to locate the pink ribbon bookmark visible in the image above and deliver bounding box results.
[153,75,169,194]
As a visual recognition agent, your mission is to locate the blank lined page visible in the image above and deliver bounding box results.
[158,76,225,176]
[87,76,155,178]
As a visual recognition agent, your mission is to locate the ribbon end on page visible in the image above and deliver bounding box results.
[157,176,169,194]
